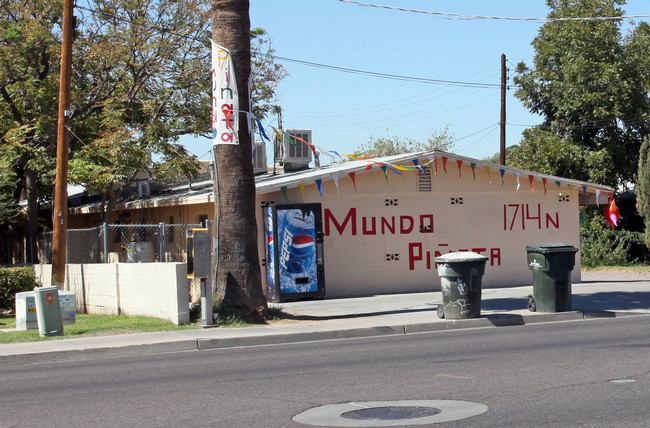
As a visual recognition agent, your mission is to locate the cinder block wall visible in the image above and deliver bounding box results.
[34,263,190,325]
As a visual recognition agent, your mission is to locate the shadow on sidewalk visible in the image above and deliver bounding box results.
[572,291,650,311]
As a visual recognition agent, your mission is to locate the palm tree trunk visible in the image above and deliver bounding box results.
[211,0,267,321]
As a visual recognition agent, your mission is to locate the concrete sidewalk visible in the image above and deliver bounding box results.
[2,274,650,366]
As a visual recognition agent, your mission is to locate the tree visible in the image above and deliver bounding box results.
[67,0,211,223]
[211,0,267,321]
[506,128,615,184]
[250,28,287,122]
[513,0,650,188]
[0,0,61,262]
[355,126,455,157]
[636,136,650,247]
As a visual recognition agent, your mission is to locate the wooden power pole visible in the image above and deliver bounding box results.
[51,0,74,288]
[500,53,507,166]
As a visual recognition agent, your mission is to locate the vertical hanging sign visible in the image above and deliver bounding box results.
[212,42,239,145]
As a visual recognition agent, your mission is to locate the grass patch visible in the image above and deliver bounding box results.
[0,313,198,344]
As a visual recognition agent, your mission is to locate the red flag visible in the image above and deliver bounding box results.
[604,198,620,230]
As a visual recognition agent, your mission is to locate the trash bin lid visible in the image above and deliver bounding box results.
[526,243,578,253]
[435,251,489,264]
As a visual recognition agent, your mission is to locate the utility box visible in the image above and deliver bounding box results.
[33,286,64,337]
[15,290,76,331]
[186,228,211,279]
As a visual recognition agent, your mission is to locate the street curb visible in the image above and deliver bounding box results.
[2,311,649,366]
[0,340,198,366]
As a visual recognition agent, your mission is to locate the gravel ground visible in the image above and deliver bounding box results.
[581,269,650,282]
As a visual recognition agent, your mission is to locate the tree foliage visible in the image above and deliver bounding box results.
[67,0,212,222]
[513,0,650,188]
[250,27,287,122]
[355,126,455,157]
[1,0,288,231]
[636,136,650,246]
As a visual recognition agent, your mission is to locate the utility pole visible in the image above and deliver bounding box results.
[500,53,507,166]
[51,0,74,288]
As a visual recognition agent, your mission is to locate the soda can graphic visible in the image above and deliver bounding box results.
[277,208,317,293]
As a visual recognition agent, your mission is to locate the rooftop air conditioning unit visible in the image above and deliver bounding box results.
[280,129,312,171]
[252,140,267,175]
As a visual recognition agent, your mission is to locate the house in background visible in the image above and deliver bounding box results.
[66,149,613,298]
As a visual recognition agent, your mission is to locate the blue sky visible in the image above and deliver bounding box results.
[183,0,650,163]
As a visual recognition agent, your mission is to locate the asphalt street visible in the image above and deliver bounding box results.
[1,316,648,427]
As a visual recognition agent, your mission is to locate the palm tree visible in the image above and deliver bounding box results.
[211,0,267,321]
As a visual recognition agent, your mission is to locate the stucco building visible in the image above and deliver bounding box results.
[67,150,613,298]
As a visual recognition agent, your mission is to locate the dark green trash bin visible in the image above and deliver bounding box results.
[526,243,578,312]
[435,252,489,319]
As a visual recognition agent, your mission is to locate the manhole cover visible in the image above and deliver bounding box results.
[293,400,489,426]
[342,406,441,421]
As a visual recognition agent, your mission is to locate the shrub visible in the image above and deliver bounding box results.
[0,267,39,310]
[580,225,647,267]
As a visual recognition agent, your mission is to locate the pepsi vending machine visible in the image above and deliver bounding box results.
[263,203,325,302]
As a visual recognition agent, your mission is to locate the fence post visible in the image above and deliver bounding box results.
[102,222,109,263]
[158,222,165,262]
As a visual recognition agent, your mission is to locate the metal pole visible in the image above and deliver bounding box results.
[102,222,109,263]
[158,222,165,262]
[51,0,74,288]
[500,53,507,166]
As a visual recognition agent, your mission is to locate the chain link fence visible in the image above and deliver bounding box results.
[38,223,202,264]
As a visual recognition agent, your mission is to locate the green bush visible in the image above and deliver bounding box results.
[580,225,647,267]
[0,267,39,310]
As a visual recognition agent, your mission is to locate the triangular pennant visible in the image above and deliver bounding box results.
[582,185,588,195]
[256,119,270,141]
[595,189,601,206]
[555,180,562,196]
[500,168,506,187]
[299,182,305,196]
[542,178,547,195]
[516,172,521,190]
[330,150,344,161]
[457,160,463,178]
[529,175,535,192]
[471,163,476,180]
[349,172,357,191]
[433,158,438,175]
[442,156,448,174]
[569,184,574,198]
[485,165,492,184]
[381,165,389,182]
[281,186,289,202]
[315,179,323,199]
[333,175,340,194]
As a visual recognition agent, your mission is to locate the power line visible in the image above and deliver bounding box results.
[271,55,502,88]
[337,0,650,22]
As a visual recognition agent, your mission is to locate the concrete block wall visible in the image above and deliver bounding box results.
[34,263,190,325]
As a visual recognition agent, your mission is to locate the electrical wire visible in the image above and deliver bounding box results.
[337,0,650,22]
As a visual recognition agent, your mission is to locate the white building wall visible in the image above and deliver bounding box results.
[257,161,581,298]
[34,263,189,325]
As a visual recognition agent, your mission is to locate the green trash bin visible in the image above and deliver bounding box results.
[435,252,489,319]
[34,286,64,337]
[526,243,578,313]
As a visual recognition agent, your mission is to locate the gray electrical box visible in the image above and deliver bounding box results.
[187,228,211,278]
[15,290,76,330]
